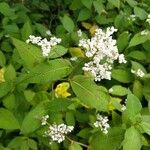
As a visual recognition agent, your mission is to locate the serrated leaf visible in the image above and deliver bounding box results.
[17,59,72,84]
[123,126,142,150]
[11,38,43,68]
[0,108,20,130]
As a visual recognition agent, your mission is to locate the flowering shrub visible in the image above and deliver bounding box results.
[0,0,150,150]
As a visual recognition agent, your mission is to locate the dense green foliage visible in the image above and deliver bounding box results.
[0,0,150,149]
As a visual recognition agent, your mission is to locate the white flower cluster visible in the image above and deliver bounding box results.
[94,114,110,134]
[45,123,74,143]
[79,26,127,81]
[121,104,126,111]
[131,69,145,77]
[146,14,150,24]
[77,29,82,37]
[26,35,61,57]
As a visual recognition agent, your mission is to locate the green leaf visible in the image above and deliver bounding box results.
[112,69,134,83]
[48,45,68,58]
[0,2,16,18]
[89,127,125,150]
[0,81,13,98]
[45,98,73,112]
[134,7,148,20]
[35,23,48,36]
[11,38,43,68]
[128,51,147,61]
[140,115,150,135]
[61,15,75,32]
[71,75,109,111]
[117,31,130,52]
[69,142,82,150]
[123,126,142,150]
[0,108,20,130]
[108,0,120,8]
[4,64,16,81]
[66,111,75,126]
[77,8,91,21]
[21,21,32,41]
[0,51,6,67]
[125,0,137,7]
[129,32,150,47]
[131,61,147,73]
[81,0,93,9]
[133,80,143,100]
[18,59,72,84]
[93,0,104,15]
[109,85,128,96]
[126,93,142,120]
[8,137,37,150]
[21,102,46,134]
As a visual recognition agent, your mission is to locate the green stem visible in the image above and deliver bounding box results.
[66,136,89,148]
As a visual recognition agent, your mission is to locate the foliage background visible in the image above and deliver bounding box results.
[0,0,150,149]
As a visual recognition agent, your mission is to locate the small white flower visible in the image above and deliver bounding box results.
[118,54,127,64]
[146,14,150,24]
[26,35,61,57]
[141,30,149,35]
[77,29,82,37]
[44,123,74,143]
[46,30,52,36]
[70,57,78,61]
[41,115,49,125]
[131,69,145,77]
[121,104,126,111]
[109,88,113,93]
[129,14,136,21]
[94,114,110,134]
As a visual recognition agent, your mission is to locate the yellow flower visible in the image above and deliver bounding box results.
[0,68,5,83]
[55,82,71,98]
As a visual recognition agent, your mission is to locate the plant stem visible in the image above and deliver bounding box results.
[66,136,89,148]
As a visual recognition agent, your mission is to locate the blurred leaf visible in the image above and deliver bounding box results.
[0,108,20,130]
[128,51,147,61]
[21,21,32,41]
[21,102,46,134]
[4,64,16,81]
[134,7,148,20]
[123,126,142,150]
[0,51,6,67]
[112,69,134,83]
[109,85,128,96]
[89,127,125,150]
[77,8,91,21]
[61,15,75,32]
[49,45,68,58]
[69,142,82,150]
[129,32,150,47]
[108,0,120,8]
[81,0,93,9]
